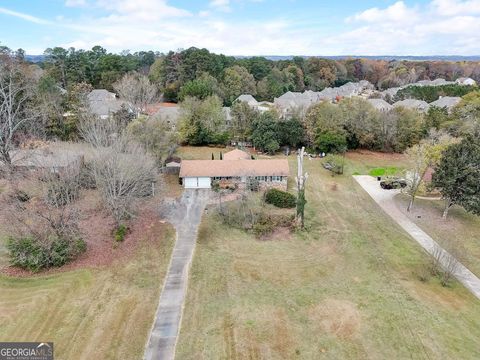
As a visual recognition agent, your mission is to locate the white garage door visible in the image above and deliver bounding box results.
[198,177,211,188]
[184,177,211,189]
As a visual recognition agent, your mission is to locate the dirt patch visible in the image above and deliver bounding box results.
[308,299,361,340]
[259,226,292,241]
[346,149,406,162]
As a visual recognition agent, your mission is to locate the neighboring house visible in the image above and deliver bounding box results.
[429,96,462,112]
[223,148,251,160]
[87,89,130,119]
[234,95,273,113]
[367,98,394,112]
[274,80,374,118]
[179,149,289,190]
[148,103,180,129]
[380,78,461,99]
[235,94,258,107]
[8,148,84,176]
[393,99,430,112]
[456,77,477,86]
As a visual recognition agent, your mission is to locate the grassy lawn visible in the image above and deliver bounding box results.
[395,194,480,277]
[175,148,480,359]
[0,225,175,360]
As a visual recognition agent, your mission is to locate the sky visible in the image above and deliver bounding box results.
[0,0,479,56]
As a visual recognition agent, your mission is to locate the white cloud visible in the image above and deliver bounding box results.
[2,1,480,55]
[346,1,419,24]
[431,0,480,16]
[0,7,51,25]
[209,0,231,12]
[65,0,87,7]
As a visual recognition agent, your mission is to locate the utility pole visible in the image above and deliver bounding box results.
[296,147,308,228]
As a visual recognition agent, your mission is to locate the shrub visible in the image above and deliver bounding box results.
[7,235,86,272]
[12,189,30,203]
[114,224,128,242]
[79,163,96,189]
[264,189,296,208]
[323,154,345,175]
[46,177,79,206]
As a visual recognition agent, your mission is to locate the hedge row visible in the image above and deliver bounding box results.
[265,188,296,208]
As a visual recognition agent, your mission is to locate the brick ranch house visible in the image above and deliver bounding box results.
[179,149,289,190]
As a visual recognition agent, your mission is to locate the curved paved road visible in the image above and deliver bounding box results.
[354,175,480,300]
[144,190,211,360]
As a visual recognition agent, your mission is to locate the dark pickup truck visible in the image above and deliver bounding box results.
[380,177,408,189]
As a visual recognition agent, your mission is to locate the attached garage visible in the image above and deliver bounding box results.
[184,176,211,189]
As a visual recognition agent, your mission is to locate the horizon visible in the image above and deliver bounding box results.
[1,0,480,56]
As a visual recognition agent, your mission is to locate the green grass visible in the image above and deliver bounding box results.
[0,225,175,360]
[176,148,480,359]
[395,194,480,277]
[368,167,399,177]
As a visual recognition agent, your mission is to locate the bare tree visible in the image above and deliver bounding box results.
[113,72,157,116]
[90,134,157,225]
[0,55,35,167]
[430,239,465,287]
[78,111,121,148]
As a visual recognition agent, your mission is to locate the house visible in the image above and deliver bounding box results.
[429,96,461,112]
[234,95,273,113]
[273,81,374,118]
[179,149,289,190]
[367,98,394,112]
[8,148,84,176]
[456,77,477,86]
[147,102,180,129]
[87,89,130,119]
[235,94,258,107]
[393,99,430,112]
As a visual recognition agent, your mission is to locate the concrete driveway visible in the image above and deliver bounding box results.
[354,175,480,300]
[144,189,211,360]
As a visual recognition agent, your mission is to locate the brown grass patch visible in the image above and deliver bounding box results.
[402,280,468,310]
[230,306,297,359]
[309,299,361,340]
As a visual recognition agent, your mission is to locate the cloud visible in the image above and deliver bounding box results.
[332,0,480,55]
[0,7,51,25]
[346,1,419,25]
[2,0,480,55]
[431,0,480,16]
[65,0,87,7]
[209,0,231,12]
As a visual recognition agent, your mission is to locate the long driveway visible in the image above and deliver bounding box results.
[144,189,211,360]
[354,175,480,300]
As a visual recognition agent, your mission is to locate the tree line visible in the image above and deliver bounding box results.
[3,43,480,105]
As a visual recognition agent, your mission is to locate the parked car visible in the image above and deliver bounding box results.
[380,177,407,189]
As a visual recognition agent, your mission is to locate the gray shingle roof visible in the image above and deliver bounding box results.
[235,94,258,106]
[367,98,394,111]
[430,96,461,109]
[393,99,430,112]
[87,89,128,118]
